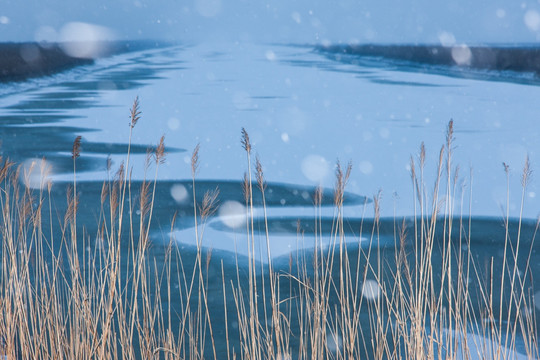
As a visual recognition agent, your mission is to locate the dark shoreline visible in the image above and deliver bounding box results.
[0,40,168,83]
[317,44,540,75]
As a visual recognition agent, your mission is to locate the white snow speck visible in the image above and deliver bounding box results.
[438,31,456,47]
[362,279,381,300]
[496,9,506,19]
[359,160,373,175]
[281,133,290,143]
[528,191,536,198]
[219,201,246,229]
[170,184,188,203]
[301,155,329,182]
[0,16,9,25]
[525,10,540,31]
[535,291,540,310]
[451,44,472,66]
[168,117,180,130]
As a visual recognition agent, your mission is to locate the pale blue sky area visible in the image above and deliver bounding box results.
[2,0,540,44]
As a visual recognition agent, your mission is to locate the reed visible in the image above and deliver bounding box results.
[0,99,536,359]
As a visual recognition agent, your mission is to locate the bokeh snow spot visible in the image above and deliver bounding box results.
[35,26,58,45]
[233,91,254,110]
[97,81,117,91]
[496,9,506,19]
[219,201,246,229]
[451,45,472,66]
[265,50,276,61]
[528,191,536,198]
[0,16,9,25]
[362,279,381,300]
[281,133,290,143]
[379,127,390,139]
[195,0,222,18]
[301,155,329,182]
[359,160,373,175]
[22,158,52,190]
[362,131,373,141]
[438,32,456,47]
[20,44,40,63]
[535,291,540,311]
[170,184,188,203]
[291,12,302,24]
[276,353,292,360]
[168,117,180,130]
[326,330,342,353]
[59,22,115,58]
[279,107,307,135]
[525,10,540,31]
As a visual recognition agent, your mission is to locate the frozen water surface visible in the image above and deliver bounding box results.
[0,42,538,256]
[0,41,538,358]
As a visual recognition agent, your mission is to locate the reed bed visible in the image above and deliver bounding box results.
[0,98,537,359]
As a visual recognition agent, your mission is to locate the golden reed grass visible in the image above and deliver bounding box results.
[0,99,536,359]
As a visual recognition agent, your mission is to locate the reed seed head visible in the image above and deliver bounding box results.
[522,154,532,188]
[241,128,251,154]
[313,185,323,206]
[106,156,112,172]
[155,135,166,165]
[191,143,200,176]
[334,160,352,205]
[130,96,141,128]
[200,188,220,219]
[100,181,108,205]
[446,119,454,150]
[420,142,426,169]
[503,162,510,175]
[72,136,82,160]
[255,156,266,191]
